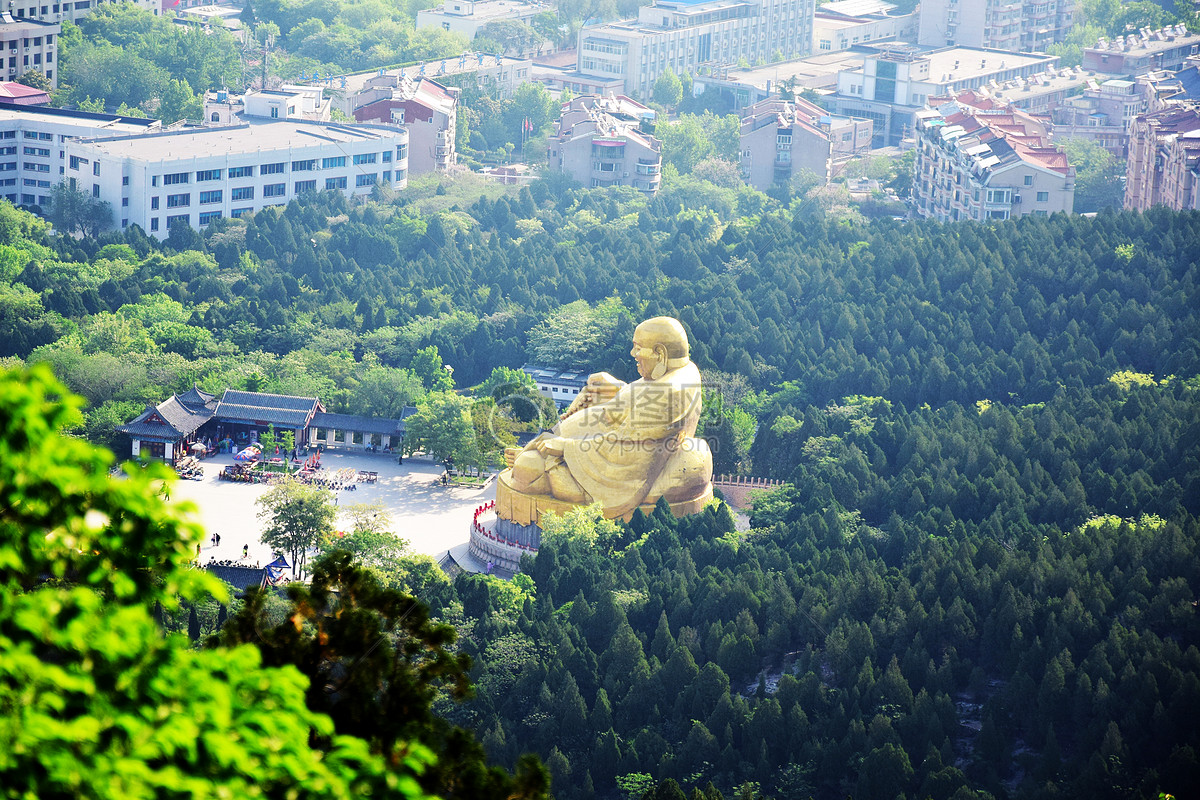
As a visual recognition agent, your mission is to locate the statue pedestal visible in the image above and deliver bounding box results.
[495,468,714,527]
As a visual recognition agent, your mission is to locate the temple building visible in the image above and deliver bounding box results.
[117,386,413,461]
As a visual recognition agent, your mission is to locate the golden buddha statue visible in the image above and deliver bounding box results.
[497,316,714,526]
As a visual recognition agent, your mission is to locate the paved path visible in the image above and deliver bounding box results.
[170,450,494,567]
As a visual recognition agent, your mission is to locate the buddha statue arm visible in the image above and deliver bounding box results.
[560,372,625,421]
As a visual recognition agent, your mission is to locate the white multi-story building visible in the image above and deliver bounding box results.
[63,120,409,237]
[914,97,1075,221]
[835,44,1058,145]
[1082,26,1200,77]
[577,0,816,100]
[548,94,662,194]
[0,104,161,207]
[918,0,1073,53]
[203,85,333,126]
[416,0,553,40]
[0,9,58,87]
[814,0,917,53]
[11,0,159,25]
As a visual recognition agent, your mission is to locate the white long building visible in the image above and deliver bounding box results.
[577,0,816,100]
[63,120,409,237]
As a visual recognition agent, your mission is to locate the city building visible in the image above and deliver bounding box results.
[700,48,869,110]
[1083,26,1200,77]
[959,66,1115,116]
[12,0,159,24]
[416,0,553,40]
[1125,105,1200,211]
[64,119,409,237]
[304,52,531,118]
[548,94,662,194]
[1052,77,1147,157]
[1139,57,1200,113]
[576,0,816,100]
[0,79,49,105]
[918,0,1073,53]
[522,365,587,408]
[203,85,332,126]
[0,9,58,88]
[739,96,871,188]
[914,97,1075,221]
[351,75,459,174]
[814,0,917,53]
[0,104,161,207]
[834,44,1058,145]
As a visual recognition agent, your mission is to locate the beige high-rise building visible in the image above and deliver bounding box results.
[918,0,1073,52]
[914,97,1074,221]
[1125,106,1200,211]
[739,96,871,188]
[548,95,662,194]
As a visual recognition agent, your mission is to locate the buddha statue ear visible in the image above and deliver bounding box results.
[650,344,669,380]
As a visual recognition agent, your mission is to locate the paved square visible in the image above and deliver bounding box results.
[170,450,493,567]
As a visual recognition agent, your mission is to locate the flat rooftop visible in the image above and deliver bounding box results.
[72,119,400,161]
[0,104,161,134]
[720,49,869,90]
[294,51,528,98]
[421,0,551,19]
[859,46,1057,84]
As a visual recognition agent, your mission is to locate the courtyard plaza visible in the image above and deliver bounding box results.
[170,448,494,569]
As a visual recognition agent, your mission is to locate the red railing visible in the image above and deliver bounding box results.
[471,501,538,551]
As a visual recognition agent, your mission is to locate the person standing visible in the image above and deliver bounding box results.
[242,544,249,559]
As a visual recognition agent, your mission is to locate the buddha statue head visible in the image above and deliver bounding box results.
[631,316,690,381]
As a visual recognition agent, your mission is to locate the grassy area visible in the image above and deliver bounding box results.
[402,172,524,216]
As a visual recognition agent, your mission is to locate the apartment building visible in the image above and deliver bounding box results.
[918,0,1073,53]
[739,96,871,188]
[351,75,458,174]
[548,94,662,194]
[814,0,917,53]
[416,0,552,40]
[1083,26,1200,77]
[1125,105,1200,211]
[11,0,158,24]
[64,120,409,237]
[576,0,816,100]
[0,10,57,88]
[0,104,161,207]
[914,98,1074,221]
[835,44,1058,145]
[1053,78,1146,157]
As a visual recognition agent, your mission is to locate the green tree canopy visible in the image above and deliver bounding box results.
[257,477,337,577]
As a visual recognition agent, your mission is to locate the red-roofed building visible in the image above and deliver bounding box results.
[0,81,49,106]
[914,96,1075,221]
[352,76,458,175]
[739,97,872,189]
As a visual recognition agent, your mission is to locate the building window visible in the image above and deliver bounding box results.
[355,173,376,187]
[382,150,391,162]
[196,169,221,181]
[291,159,316,171]
[151,196,159,210]
[270,106,279,119]
[321,156,346,169]
[294,179,316,193]
[1023,175,1033,186]
[199,189,222,204]
[163,171,189,185]
[261,162,285,174]
[231,186,254,201]
[262,183,285,197]
[121,197,128,207]
[396,144,407,160]
[352,152,376,165]
[166,193,190,208]
[229,166,255,178]
[91,184,99,198]
[198,210,222,225]
[166,214,189,228]
[325,176,348,190]
[382,170,391,182]
[122,176,129,186]
[231,207,253,218]
[92,161,99,176]
[1036,191,1049,202]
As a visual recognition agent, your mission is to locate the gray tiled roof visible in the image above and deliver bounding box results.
[205,563,267,591]
[214,390,322,427]
[311,408,416,436]
[178,384,217,411]
[117,394,215,439]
